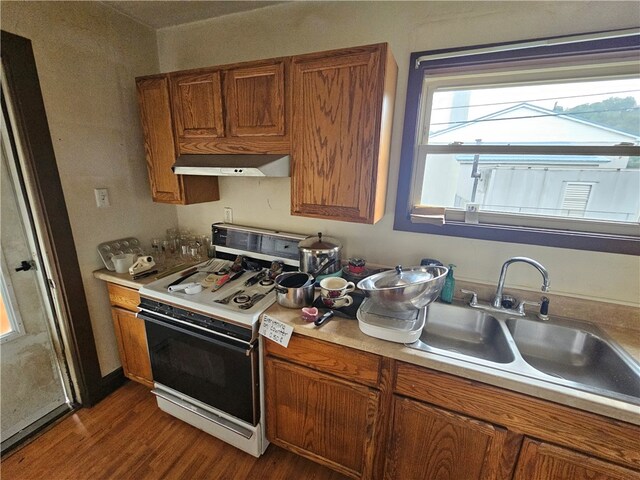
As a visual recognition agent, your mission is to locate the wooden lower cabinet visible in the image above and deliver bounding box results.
[513,439,640,480]
[263,335,640,480]
[107,283,153,388]
[384,396,520,480]
[265,357,380,479]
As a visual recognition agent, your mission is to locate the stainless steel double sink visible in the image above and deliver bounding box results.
[407,302,640,404]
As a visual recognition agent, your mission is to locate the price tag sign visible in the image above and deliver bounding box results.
[259,314,293,348]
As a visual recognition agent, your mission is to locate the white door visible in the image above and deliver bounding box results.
[0,102,72,448]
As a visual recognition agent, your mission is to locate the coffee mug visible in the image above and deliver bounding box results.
[319,277,355,298]
[321,294,353,308]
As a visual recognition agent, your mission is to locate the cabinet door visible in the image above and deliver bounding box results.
[111,307,153,388]
[226,61,286,138]
[384,396,521,480]
[136,76,220,205]
[291,44,396,224]
[513,439,640,480]
[136,76,184,203]
[170,70,225,152]
[265,357,380,479]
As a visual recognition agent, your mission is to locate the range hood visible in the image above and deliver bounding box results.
[172,154,290,177]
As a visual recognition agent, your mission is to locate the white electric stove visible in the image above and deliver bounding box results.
[137,224,305,457]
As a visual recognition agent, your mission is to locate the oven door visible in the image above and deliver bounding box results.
[138,309,259,425]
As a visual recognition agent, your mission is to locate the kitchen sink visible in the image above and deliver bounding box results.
[506,318,640,399]
[412,303,514,364]
[407,301,640,404]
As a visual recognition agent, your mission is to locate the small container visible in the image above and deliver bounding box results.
[439,264,456,304]
[348,257,366,274]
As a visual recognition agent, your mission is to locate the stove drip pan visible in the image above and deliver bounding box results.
[357,299,426,343]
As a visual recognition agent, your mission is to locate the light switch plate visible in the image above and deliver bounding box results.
[94,188,110,208]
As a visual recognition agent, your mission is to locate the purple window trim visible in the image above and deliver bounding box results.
[393,30,640,256]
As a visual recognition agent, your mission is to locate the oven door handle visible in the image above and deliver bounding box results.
[139,312,255,356]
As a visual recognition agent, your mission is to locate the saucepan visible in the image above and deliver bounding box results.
[274,259,337,308]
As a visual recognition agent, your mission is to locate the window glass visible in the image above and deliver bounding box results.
[426,78,639,145]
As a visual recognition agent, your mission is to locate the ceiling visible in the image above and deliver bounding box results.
[102,1,287,29]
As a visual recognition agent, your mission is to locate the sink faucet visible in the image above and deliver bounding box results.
[493,257,550,309]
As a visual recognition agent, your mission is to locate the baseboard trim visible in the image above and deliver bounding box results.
[84,368,126,407]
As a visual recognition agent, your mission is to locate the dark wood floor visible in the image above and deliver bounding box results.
[2,381,348,479]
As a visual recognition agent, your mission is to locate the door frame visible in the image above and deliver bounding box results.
[1,30,123,407]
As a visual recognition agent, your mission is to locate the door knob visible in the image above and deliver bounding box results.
[15,260,36,272]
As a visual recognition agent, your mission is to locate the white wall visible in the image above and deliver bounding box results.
[1,2,178,375]
[157,1,640,306]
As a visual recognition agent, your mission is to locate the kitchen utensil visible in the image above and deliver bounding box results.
[97,237,143,271]
[274,272,315,308]
[238,287,275,310]
[298,232,342,276]
[357,265,448,312]
[168,282,203,294]
[244,269,266,287]
[215,289,245,305]
[211,270,245,291]
[166,267,198,290]
[314,310,334,327]
[132,269,158,281]
[129,256,156,276]
[112,253,137,274]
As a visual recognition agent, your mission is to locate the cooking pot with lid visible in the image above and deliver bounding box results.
[298,232,342,276]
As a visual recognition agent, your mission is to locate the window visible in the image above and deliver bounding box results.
[0,252,25,344]
[395,29,640,254]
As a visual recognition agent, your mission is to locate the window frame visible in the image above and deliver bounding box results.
[394,29,640,255]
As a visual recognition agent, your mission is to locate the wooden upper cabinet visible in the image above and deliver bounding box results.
[169,60,290,154]
[385,396,521,480]
[513,439,640,480]
[136,75,220,205]
[291,43,398,224]
[226,61,286,138]
[136,76,184,203]
[170,70,225,150]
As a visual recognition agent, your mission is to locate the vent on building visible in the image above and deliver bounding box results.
[561,182,593,217]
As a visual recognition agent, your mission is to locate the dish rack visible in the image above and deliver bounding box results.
[97,237,144,271]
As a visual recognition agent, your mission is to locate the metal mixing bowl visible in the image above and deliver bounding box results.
[357,265,448,312]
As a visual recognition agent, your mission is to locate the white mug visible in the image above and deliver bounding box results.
[112,253,136,273]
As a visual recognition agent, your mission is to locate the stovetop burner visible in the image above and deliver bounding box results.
[259,278,275,287]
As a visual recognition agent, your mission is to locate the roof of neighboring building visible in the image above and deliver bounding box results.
[430,102,640,141]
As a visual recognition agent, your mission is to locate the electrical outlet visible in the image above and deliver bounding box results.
[94,188,110,208]
[224,207,233,224]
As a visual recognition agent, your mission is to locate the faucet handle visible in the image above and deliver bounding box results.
[460,289,478,306]
[517,299,541,316]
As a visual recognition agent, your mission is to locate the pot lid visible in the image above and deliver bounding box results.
[298,232,342,251]
[362,265,437,289]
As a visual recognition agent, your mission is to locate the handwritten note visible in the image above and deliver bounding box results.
[259,314,293,348]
